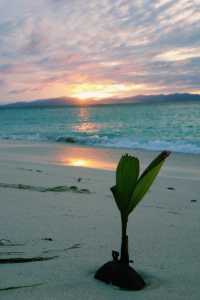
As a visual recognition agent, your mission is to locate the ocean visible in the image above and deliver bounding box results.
[0,101,200,154]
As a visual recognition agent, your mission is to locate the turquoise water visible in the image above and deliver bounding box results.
[0,101,200,154]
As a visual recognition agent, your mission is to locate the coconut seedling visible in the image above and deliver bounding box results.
[95,151,170,290]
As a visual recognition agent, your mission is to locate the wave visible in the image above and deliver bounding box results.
[1,133,200,154]
[50,134,200,154]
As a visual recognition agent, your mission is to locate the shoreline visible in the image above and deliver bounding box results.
[1,137,200,156]
[0,139,199,172]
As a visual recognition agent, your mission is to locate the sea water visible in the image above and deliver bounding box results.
[0,101,200,154]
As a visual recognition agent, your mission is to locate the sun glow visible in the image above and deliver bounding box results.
[67,82,143,100]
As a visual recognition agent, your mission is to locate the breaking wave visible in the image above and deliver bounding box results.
[2,133,199,154]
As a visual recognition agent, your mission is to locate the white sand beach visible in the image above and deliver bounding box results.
[0,141,199,299]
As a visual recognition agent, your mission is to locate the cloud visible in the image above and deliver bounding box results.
[0,0,199,102]
[154,47,200,62]
[0,79,5,86]
[0,64,13,73]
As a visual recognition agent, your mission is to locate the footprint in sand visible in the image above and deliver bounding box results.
[0,182,91,194]
[0,256,57,264]
[41,237,53,241]
[167,187,175,191]
[0,239,24,246]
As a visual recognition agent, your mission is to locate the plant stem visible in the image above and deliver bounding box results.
[120,214,129,263]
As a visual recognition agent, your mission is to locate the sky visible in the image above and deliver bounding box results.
[0,0,199,104]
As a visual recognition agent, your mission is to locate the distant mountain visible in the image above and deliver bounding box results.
[98,93,200,105]
[0,97,78,108]
[1,93,199,108]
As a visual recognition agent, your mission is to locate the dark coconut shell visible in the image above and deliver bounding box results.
[95,260,145,290]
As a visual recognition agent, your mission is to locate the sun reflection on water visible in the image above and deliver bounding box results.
[72,106,102,133]
[73,122,100,133]
[78,107,90,120]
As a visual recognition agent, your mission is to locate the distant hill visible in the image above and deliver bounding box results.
[0,97,77,108]
[99,93,200,105]
[1,93,199,108]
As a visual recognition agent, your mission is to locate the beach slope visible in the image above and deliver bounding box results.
[0,142,199,300]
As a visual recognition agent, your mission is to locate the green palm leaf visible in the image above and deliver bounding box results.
[111,154,139,215]
[128,151,170,215]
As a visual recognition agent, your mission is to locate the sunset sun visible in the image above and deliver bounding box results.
[67,82,145,101]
